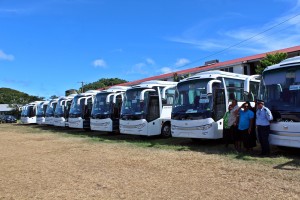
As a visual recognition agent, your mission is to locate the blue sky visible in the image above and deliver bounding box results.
[1,0,300,99]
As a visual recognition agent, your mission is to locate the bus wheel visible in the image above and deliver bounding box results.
[161,123,171,138]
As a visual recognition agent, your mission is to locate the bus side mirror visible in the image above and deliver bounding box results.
[244,75,260,94]
[207,80,221,95]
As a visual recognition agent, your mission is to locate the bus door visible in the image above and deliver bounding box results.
[147,95,160,135]
[213,88,226,122]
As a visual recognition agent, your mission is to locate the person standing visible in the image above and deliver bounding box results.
[236,102,254,152]
[256,100,273,156]
[230,99,239,150]
[223,104,232,147]
[246,101,257,148]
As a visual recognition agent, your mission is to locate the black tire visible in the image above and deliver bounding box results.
[161,123,171,138]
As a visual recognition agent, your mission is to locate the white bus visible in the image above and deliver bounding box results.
[171,70,260,139]
[259,56,300,148]
[21,101,44,124]
[36,101,49,125]
[68,90,99,130]
[90,86,130,132]
[119,80,177,137]
[45,98,59,125]
[53,94,77,127]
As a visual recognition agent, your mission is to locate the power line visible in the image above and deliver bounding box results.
[233,19,300,50]
[174,13,300,70]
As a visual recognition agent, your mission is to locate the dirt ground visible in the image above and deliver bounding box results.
[0,124,299,200]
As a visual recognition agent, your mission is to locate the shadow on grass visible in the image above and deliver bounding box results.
[26,124,231,154]
[271,147,300,170]
[17,123,300,165]
[273,159,300,170]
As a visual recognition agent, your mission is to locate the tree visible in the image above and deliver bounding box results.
[255,52,287,74]
[0,88,44,104]
[0,88,44,119]
[80,78,128,91]
[173,73,180,82]
[173,72,191,82]
[49,95,59,99]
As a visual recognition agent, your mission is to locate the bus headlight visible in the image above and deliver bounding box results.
[136,123,145,129]
[171,125,177,130]
[100,122,110,126]
[198,124,212,130]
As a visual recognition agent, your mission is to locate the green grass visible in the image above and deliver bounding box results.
[2,123,300,167]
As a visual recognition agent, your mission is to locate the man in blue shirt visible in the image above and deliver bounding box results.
[235,102,254,152]
[256,100,273,156]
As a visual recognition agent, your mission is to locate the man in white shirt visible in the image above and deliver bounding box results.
[256,100,273,156]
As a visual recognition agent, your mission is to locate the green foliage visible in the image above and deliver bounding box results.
[49,95,59,99]
[65,89,78,96]
[256,52,287,74]
[80,78,128,91]
[173,73,190,82]
[173,73,179,82]
[0,88,44,104]
[0,88,44,119]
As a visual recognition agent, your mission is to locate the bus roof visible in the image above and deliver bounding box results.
[27,101,44,106]
[102,85,130,93]
[181,70,252,82]
[76,90,100,97]
[264,56,300,72]
[132,80,177,89]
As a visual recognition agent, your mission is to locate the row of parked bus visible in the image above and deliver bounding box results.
[20,56,300,149]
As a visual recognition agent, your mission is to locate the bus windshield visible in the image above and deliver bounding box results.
[69,96,85,115]
[260,66,300,112]
[21,106,28,117]
[173,79,213,116]
[91,93,113,115]
[37,103,45,117]
[54,100,65,117]
[45,101,57,117]
[27,105,35,117]
[121,88,150,116]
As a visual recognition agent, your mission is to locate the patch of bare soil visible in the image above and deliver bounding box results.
[0,124,299,200]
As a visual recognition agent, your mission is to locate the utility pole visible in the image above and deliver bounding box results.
[78,81,85,93]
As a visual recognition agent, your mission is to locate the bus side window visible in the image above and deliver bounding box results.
[247,92,254,101]
[194,95,200,108]
[167,96,174,105]
[229,92,235,100]
[281,88,291,102]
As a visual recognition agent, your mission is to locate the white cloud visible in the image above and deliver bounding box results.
[92,59,106,68]
[111,48,123,53]
[125,62,148,75]
[168,1,300,56]
[0,9,20,14]
[135,62,146,68]
[146,58,155,65]
[159,67,173,74]
[175,58,190,67]
[126,58,156,75]
[0,50,14,61]
[157,58,190,74]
